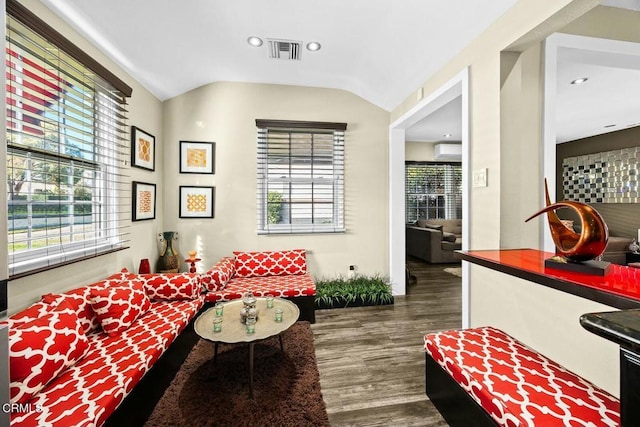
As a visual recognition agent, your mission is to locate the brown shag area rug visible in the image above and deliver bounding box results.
[144,321,329,427]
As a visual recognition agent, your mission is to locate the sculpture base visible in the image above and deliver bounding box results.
[545,257,611,276]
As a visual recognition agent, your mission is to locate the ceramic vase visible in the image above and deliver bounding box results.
[157,231,180,273]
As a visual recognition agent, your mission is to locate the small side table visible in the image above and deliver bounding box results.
[185,258,201,273]
[626,252,640,266]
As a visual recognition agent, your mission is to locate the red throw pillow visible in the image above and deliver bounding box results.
[233,249,307,278]
[89,280,150,336]
[137,273,201,300]
[9,300,90,404]
[202,257,235,291]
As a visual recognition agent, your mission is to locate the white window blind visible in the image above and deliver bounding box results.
[405,162,462,222]
[256,120,346,234]
[6,1,132,278]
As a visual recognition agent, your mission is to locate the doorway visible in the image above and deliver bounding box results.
[389,68,470,327]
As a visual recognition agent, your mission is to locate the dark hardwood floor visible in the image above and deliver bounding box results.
[311,257,462,426]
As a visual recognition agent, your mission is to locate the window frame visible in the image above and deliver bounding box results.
[256,119,347,235]
[6,0,132,279]
[405,161,462,223]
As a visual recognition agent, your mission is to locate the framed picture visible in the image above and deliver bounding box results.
[131,126,155,171]
[179,186,214,218]
[132,181,156,221]
[180,141,215,174]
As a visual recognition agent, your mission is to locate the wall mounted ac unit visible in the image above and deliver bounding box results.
[434,143,462,161]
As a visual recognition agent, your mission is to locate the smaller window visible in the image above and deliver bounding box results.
[405,162,462,223]
[256,120,346,234]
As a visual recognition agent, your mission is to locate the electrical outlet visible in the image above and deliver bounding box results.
[349,265,356,271]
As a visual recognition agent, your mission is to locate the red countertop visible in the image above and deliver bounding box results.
[458,249,640,309]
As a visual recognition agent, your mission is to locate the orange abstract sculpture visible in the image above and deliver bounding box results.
[525,180,609,262]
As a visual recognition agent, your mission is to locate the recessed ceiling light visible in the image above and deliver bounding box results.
[306,41,321,52]
[444,133,453,138]
[247,36,263,47]
[570,77,589,85]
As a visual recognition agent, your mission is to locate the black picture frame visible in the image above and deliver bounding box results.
[179,186,215,218]
[179,141,215,174]
[132,181,156,221]
[131,126,155,171]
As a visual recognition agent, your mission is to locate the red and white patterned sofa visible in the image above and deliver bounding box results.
[8,270,204,427]
[424,326,620,426]
[201,249,316,323]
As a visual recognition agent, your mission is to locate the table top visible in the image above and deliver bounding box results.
[580,309,640,352]
[194,297,299,344]
[457,249,640,309]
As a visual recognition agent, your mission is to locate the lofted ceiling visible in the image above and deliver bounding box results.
[40,0,519,112]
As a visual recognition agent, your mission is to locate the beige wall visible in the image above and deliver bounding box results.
[8,0,164,314]
[405,141,436,161]
[162,82,389,280]
[499,43,544,249]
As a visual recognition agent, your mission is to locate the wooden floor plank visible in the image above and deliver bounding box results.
[311,258,461,426]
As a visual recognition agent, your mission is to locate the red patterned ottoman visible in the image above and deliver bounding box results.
[8,271,204,426]
[201,249,316,322]
[424,326,620,427]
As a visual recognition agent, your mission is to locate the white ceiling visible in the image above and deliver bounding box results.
[555,45,640,143]
[41,0,519,112]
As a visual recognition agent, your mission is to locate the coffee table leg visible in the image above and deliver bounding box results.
[249,343,255,398]
[214,342,219,363]
[279,334,284,352]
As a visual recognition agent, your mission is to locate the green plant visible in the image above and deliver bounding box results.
[314,274,393,308]
[267,191,283,224]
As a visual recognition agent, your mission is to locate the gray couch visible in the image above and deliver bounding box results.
[406,218,462,264]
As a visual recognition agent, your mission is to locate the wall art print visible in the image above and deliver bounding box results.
[180,141,215,174]
[132,181,156,221]
[131,126,155,171]
[179,186,214,218]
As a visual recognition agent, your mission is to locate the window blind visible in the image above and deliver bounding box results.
[405,162,462,223]
[256,119,346,234]
[6,5,131,278]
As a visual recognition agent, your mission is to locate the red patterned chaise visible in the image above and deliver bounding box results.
[424,326,620,426]
[201,249,315,323]
[8,271,204,427]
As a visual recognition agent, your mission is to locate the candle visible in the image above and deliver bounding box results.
[215,303,224,316]
[188,250,197,261]
[213,317,222,333]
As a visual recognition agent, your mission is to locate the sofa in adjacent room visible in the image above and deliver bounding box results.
[406,218,462,264]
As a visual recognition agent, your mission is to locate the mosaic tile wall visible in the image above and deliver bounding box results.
[562,146,640,203]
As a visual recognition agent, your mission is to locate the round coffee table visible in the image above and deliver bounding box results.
[194,297,300,397]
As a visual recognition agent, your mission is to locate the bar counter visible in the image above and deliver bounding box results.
[457,249,640,310]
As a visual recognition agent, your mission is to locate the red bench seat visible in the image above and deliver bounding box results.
[424,326,620,426]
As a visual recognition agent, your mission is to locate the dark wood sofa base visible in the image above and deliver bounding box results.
[425,353,497,427]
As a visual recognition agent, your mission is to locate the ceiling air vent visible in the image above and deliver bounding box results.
[268,39,301,60]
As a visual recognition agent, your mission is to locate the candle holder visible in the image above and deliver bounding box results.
[184,256,201,273]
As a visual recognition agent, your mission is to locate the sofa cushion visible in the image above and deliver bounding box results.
[136,273,201,300]
[89,280,151,336]
[11,298,204,427]
[442,231,457,242]
[204,274,316,303]
[233,249,307,278]
[42,286,104,335]
[9,300,90,404]
[201,257,235,291]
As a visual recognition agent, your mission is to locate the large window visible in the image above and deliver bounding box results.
[405,162,462,222]
[256,120,346,234]
[6,1,132,277]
